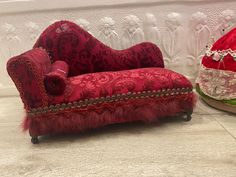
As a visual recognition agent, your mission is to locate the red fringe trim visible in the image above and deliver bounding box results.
[22,93,197,136]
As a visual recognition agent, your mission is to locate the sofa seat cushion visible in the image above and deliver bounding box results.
[49,67,193,104]
[25,68,195,136]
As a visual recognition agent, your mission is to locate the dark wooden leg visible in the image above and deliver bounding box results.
[31,136,39,144]
[182,110,193,121]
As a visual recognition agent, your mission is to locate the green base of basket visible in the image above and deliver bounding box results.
[196,85,236,106]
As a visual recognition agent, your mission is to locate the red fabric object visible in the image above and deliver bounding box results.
[7,20,196,141]
[24,93,196,137]
[44,60,69,95]
[21,67,196,137]
[33,20,164,76]
[197,27,236,101]
[49,68,193,104]
[202,27,236,72]
[7,48,51,109]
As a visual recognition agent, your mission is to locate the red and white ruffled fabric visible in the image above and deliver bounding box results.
[196,27,236,101]
[196,65,236,100]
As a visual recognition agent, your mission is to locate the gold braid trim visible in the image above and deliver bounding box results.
[27,87,193,117]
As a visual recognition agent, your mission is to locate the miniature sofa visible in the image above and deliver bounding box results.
[7,21,196,144]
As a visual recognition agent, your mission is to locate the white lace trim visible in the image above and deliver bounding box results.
[205,45,236,61]
[196,65,236,100]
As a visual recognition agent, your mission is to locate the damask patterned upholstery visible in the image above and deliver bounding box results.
[33,20,164,76]
[7,20,196,143]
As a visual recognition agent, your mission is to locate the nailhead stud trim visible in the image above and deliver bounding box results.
[27,87,193,117]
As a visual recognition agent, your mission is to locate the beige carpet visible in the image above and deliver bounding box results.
[0,96,236,177]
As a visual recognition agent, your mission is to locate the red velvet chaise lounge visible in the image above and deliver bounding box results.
[7,21,196,144]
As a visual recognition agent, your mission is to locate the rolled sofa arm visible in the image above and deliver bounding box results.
[44,60,69,96]
[7,48,51,110]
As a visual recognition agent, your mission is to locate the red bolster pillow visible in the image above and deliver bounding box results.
[44,60,69,95]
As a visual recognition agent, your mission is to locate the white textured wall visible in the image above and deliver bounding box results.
[0,0,236,96]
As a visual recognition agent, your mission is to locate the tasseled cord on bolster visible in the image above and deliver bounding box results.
[44,60,69,95]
